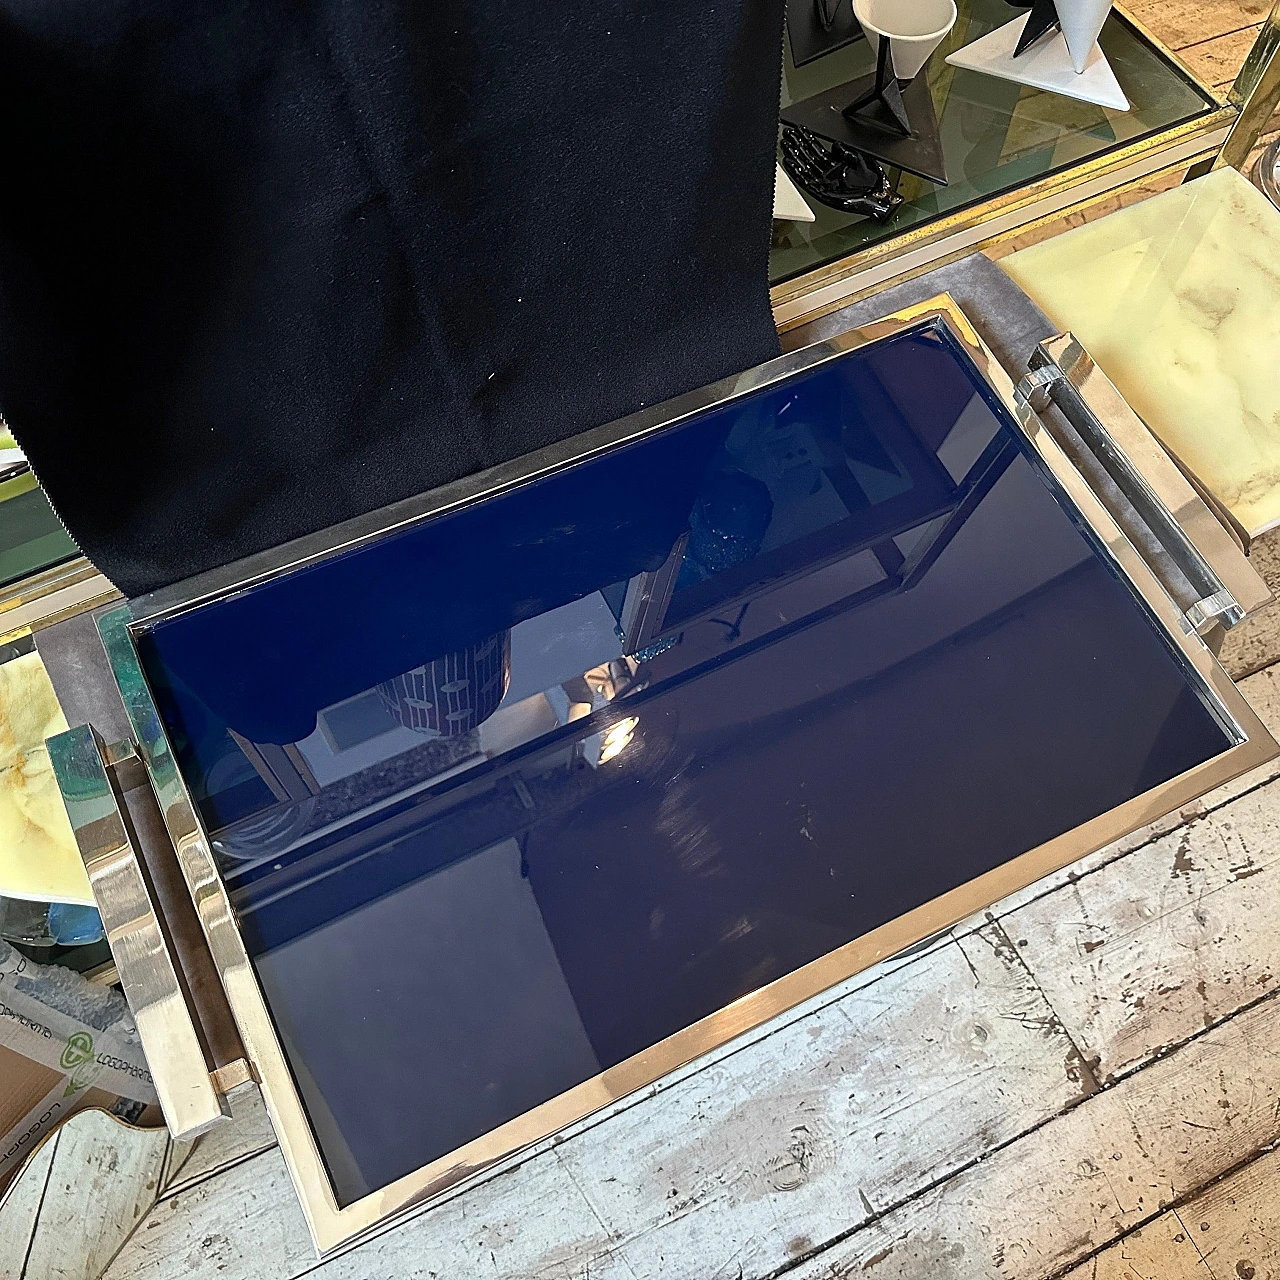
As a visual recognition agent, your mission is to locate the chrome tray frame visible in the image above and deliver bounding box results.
[77,295,1279,1255]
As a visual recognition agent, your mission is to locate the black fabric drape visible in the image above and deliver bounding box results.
[0,0,784,597]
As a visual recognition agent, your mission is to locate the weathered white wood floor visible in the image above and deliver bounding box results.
[4,642,1280,1280]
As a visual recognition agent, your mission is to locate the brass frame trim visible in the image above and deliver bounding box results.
[1218,2,1280,172]
[99,295,1278,1255]
[0,557,119,633]
[770,113,1233,328]
[211,1058,257,1094]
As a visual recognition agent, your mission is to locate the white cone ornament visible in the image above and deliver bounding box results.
[853,0,957,82]
[1054,0,1112,74]
[944,0,1129,111]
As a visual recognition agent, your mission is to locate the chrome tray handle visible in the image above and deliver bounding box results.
[47,723,230,1139]
[1014,333,1271,638]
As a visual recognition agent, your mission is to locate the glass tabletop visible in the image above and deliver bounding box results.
[0,470,80,592]
[132,321,1232,1205]
[770,0,1217,285]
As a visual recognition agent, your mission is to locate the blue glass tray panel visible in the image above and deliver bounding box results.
[134,324,1231,1205]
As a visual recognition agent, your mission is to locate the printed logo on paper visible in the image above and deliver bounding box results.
[60,1031,94,1071]
[60,1031,99,1096]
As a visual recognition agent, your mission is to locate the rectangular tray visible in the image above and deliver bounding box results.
[91,295,1277,1253]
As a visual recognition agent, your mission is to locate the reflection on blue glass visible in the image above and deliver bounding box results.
[136,324,1231,1206]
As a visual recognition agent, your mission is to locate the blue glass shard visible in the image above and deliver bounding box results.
[134,324,1230,1205]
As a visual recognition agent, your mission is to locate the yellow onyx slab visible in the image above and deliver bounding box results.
[0,648,92,905]
[1002,167,1280,537]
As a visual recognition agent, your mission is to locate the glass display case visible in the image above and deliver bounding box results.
[770,0,1280,325]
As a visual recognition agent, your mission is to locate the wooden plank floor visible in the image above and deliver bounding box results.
[2,8,1279,1280]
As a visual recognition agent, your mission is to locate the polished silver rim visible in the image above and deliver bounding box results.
[1256,137,1280,209]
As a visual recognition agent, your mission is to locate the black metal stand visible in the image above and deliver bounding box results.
[786,0,864,68]
[844,36,910,135]
[1013,0,1061,56]
[780,56,948,186]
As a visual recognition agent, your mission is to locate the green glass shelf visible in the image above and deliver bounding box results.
[0,472,80,592]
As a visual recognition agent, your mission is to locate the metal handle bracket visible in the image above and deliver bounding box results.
[1014,333,1271,639]
[47,723,235,1139]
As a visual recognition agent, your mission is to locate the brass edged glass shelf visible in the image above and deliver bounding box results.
[0,455,118,636]
[770,0,1239,326]
[0,467,79,591]
[49,296,1277,1255]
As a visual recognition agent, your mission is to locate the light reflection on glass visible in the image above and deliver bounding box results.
[596,716,640,765]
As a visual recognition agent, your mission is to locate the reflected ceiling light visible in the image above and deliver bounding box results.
[598,716,639,764]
